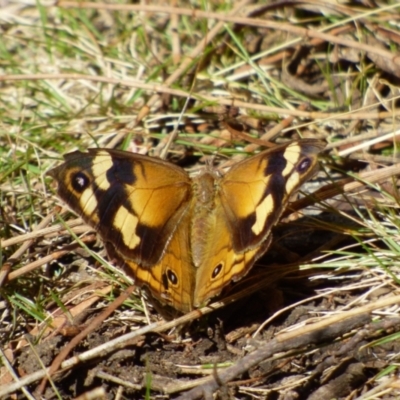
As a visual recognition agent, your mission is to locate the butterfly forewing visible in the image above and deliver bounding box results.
[49,149,192,267]
[219,140,323,252]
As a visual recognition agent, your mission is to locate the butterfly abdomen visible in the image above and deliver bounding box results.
[190,172,219,267]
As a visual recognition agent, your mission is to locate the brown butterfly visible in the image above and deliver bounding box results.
[50,139,323,313]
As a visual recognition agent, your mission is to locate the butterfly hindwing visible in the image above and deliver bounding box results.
[105,211,195,313]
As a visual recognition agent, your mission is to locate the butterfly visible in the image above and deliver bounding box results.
[49,139,323,313]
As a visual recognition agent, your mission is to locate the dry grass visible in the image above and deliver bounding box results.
[1,1,400,399]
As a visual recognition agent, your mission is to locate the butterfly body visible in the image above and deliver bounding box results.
[50,140,323,313]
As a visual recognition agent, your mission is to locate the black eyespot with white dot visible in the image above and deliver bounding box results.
[212,263,223,279]
[297,157,311,174]
[166,269,178,286]
[71,172,90,192]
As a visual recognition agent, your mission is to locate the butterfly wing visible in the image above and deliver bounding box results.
[220,140,324,251]
[106,208,195,313]
[50,149,195,311]
[194,140,324,307]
